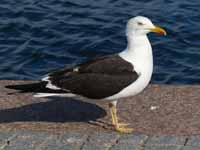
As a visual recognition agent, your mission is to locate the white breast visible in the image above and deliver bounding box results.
[107,35,153,100]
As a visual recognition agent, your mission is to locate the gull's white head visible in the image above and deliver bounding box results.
[126,16,167,36]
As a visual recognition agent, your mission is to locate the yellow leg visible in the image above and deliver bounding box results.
[109,103,133,134]
[109,104,117,125]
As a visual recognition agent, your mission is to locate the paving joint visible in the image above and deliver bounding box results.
[34,134,54,150]
[140,135,149,150]
[183,137,189,146]
[80,134,91,150]
[0,133,17,150]
[107,134,121,150]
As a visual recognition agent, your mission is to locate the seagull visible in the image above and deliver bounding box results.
[6,16,166,133]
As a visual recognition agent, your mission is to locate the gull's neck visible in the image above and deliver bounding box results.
[119,33,153,73]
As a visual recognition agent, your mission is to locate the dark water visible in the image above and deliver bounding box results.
[0,0,199,84]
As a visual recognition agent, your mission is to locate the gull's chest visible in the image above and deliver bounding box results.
[120,50,153,75]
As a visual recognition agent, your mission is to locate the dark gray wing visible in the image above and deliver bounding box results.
[48,55,139,99]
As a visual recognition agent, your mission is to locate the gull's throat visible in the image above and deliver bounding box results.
[120,34,153,64]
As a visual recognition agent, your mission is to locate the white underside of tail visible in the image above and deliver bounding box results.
[34,93,75,98]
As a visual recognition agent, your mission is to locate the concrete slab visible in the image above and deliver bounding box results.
[0,80,200,149]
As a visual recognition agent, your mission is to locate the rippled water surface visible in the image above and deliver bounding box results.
[0,0,199,84]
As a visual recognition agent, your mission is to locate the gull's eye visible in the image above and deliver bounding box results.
[137,22,144,25]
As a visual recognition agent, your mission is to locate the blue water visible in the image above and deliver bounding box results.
[0,0,199,84]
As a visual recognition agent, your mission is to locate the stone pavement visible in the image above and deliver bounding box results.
[0,130,199,150]
[0,80,200,149]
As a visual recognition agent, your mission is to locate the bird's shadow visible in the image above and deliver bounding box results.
[0,97,107,123]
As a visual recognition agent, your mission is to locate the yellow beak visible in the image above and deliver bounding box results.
[149,26,167,36]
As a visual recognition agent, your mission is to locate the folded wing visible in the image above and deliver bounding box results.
[45,55,139,99]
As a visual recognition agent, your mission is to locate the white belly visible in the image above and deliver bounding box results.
[106,68,153,100]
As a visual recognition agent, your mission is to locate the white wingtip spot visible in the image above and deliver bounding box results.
[42,76,49,81]
[42,76,61,90]
[73,67,79,72]
[46,83,61,90]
